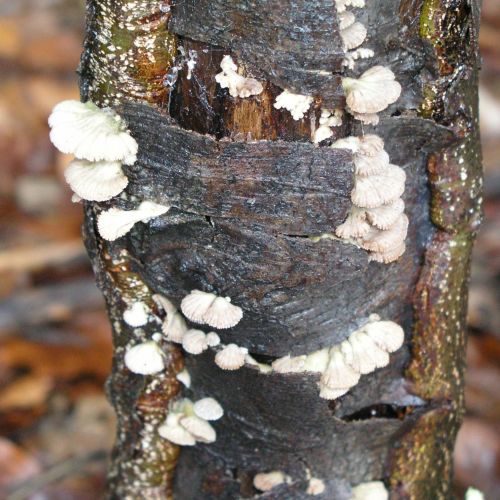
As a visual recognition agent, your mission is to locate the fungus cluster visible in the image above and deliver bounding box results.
[335,1,374,70]
[332,135,408,263]
[154,293,249,371]
[271,315,404,400]
[48,100,137,201]
[97,201,170,241]
[215,55,263,98]
[273,90,314,121]
[313,108,343,144]
[158,397,223,446]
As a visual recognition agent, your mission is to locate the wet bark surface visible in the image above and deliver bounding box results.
[79,0,482,498]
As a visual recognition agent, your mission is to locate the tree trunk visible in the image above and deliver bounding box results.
[78,0,482,498]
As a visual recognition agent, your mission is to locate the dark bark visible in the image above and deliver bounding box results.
[78,0,482,498]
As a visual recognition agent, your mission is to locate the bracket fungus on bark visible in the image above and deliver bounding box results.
[332,135,408,263]
[180,290,243,330]
[158,397,223,447]
[214,344,248,371]
[215,55,263,99]
[48,100,137,202]
[97,201,170,241]
[342,66,401,114]
[123,301,149,327]
[124,341,165,376]
[273,90,314,121]
[64,160,128,202]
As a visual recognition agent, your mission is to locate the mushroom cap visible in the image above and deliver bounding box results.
[351,481,389,500]
[341,21,367,50]
[123,301,149,327]
[182,329,208,355]
[214,344,248,370]
[307,478,326,495]
[365,198,405,229]
[321,347,360,390]
[351,164,406,208]
[272,355,307,373]
[345,331,390,374]
[203,296,243,329]
[354,149,390,177]
[303,348,330,373]
[181,290,217,324]
[206,332,221,347]
[48,100,138,164]
[64,159,128,201]
[162,311,188,343]
[342,66,402,114]
[179,415,216,443]
[152,294,177,316]
[348,109,380,125]
[253,471,288,492]
[313,125,334,144]
[361,213,409,253]
[363,320,405,353]
[124,341,165,375]
[369,241,406,264]
[274,90,313,120]
[215,55,263,98]
[97,202,169,241]
[358,134,385,157]
[193,397,224,421]
[336,210,371,239]
[176,368,191,388]
[338,11,356,30]
[158,418,196,446]
[331,136,361,153]
[319,385,349,400]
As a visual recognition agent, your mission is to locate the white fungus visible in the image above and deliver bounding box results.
[64,160,128,202]
[272,355,307,374]
[360,214,409,253]
[365,199,406,230]
[341,21,367,51]
[124,341,165,375]
[97,201,170,241]
[158,413,196,446]
[176,368,191,388]
[307,478,326,495]
[465,488,485,500]
[179,415,216,443]
[123,301,149,327]
[180,290,243,329]
[335,210,371,239]
[206,332,221,347]
[274,90,314,121]
[351,481,389,500]
[182,329,209,355]
[48,100,138,165]
[342,66,401,114]
[253,471,289,492]
[193,397,224,421]
[215,55,263,98]
[363,320,405,353]
[351,165,406,208]
[335,0,366,13]
[321,347,361,391]
[162,310,189,344]
[215,344,248,370]
[158,397,221,446]
[313,108,343,143]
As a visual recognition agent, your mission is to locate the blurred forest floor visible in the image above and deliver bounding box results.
[0,0,499,498]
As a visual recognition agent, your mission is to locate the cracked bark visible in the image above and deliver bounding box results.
[78,0,482,498]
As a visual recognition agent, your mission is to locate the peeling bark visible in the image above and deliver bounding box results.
[78,0,482,498]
